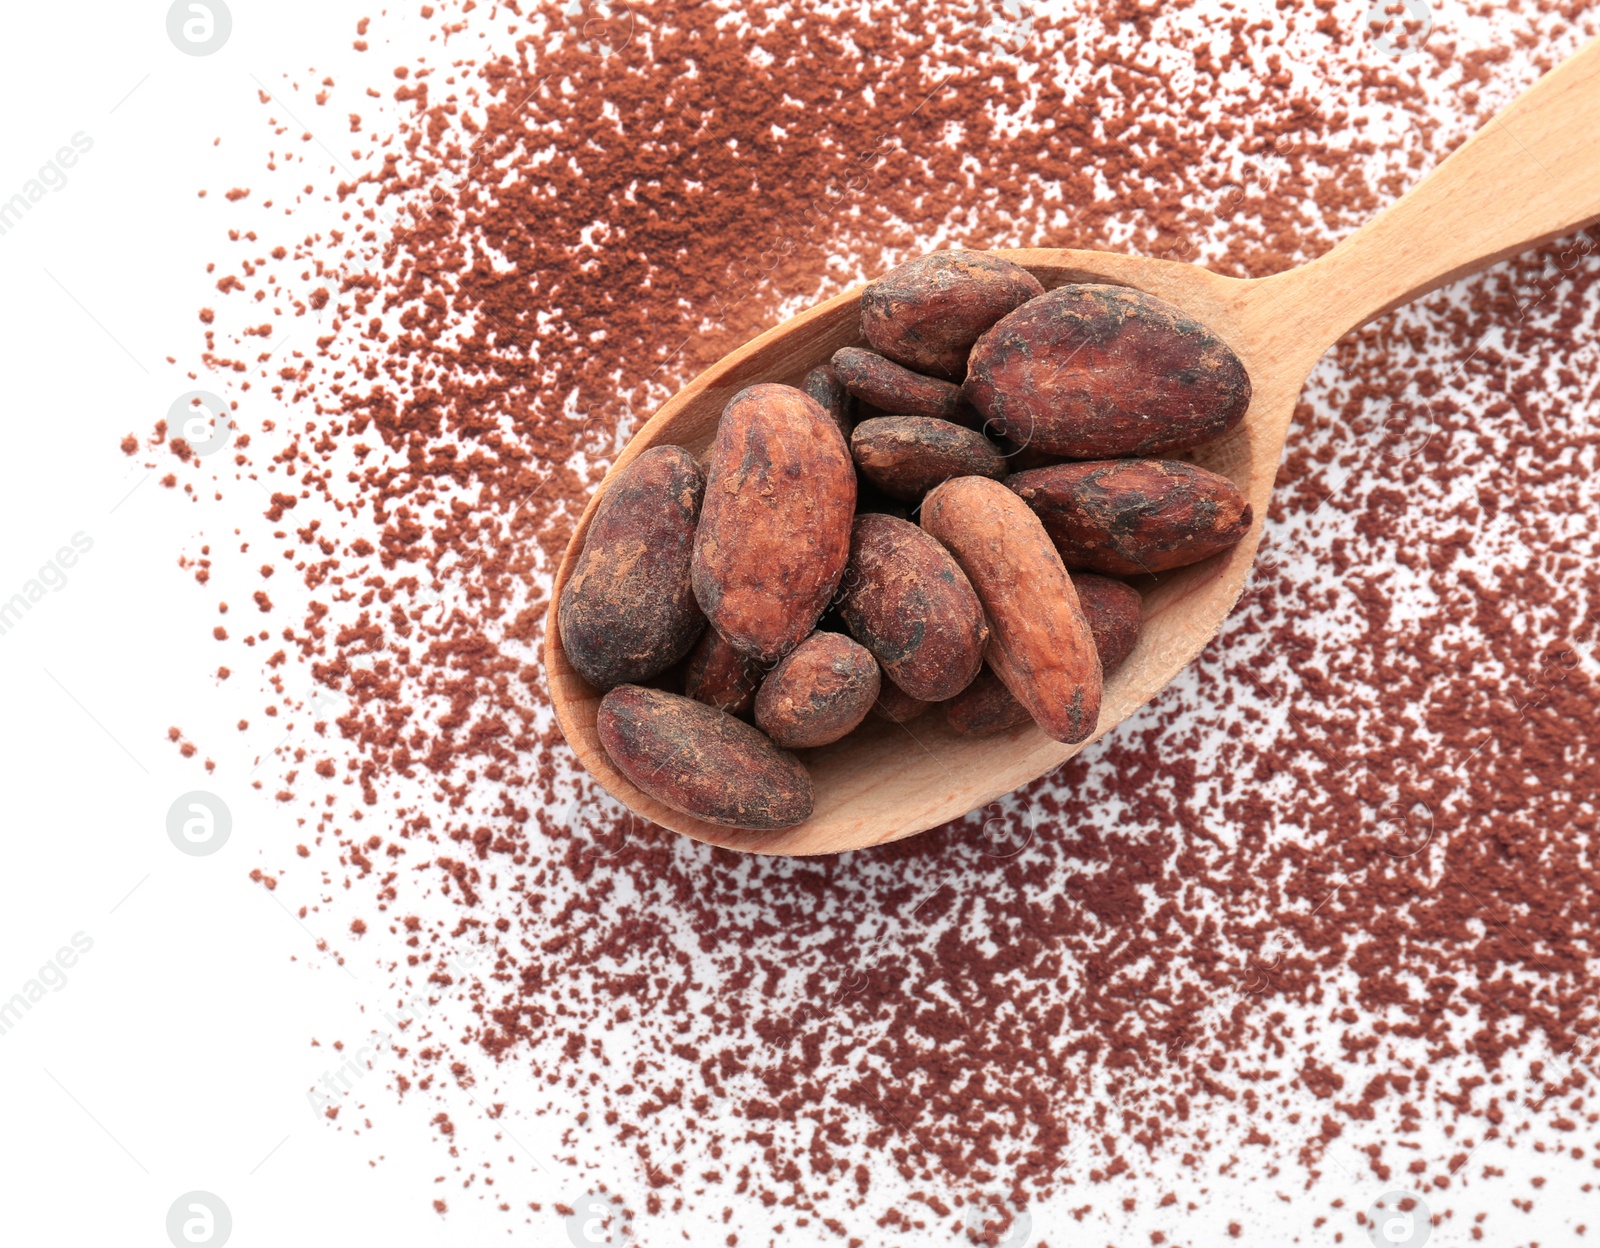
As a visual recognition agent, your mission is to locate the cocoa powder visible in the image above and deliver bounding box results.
[143,0,1600,1241]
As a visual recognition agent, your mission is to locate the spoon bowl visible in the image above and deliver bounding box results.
[545,38,1600,854]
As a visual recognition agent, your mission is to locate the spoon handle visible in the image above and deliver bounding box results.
[1296,36,1600,345]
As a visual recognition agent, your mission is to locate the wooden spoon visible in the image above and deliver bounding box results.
[545,38,1600,856]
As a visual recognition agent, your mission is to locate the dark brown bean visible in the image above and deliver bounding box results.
[1069,573,1142,675]
[849,416,1007,502]
[838,513,987,702]
[965,284,1252,458]
[802,364,854,439]
[861,250,1045,380]
[597,686,813,830]
[692,383,856,662]
[1009,459,1252,575]
[944,667,1031,737]
[921,476,1102,744]
[754,632,881,749]
[682,628,763,716]
[871,679,932,724]
[831,347,967,422]
[558,446,706,689]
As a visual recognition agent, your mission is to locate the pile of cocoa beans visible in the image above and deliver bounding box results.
[557,251,1253,831]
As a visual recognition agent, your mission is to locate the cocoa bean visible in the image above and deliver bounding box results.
[682,628,763,716]
[920,475,1102,743]
[831,347,968,422]
[1009,458,1251,575]
[944,667,1030,737]
[871,680,932,724]
[860,250,1043,380]
[838,512,987,702]
[802,363,854,439]
[850,416,1007,502]
[1069,572,1142,674]
[597,685,813,830]
[558,445,706,689]
[965,283,1251,458]
[692,383,856,662]
[754,632,881,749]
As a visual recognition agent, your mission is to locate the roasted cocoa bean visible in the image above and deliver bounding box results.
[1009,458,1251,575]
[802,363,854,439]
[944,667,1031,737]
[871,679,932,724]
[920,475,1102,743]
[850,416,1007,502]
[1069,572,1142,674]
[558,445,706,689]
[597,685,813,830]
[682,627,764,716]
[692,383,856,662]
[838,513,987,702]
[754,632,881,749]
[860,250,1044,380]
[965,283,1252,458]
[831,347,968,422]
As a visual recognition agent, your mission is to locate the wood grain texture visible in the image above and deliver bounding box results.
[544,37,1600,854]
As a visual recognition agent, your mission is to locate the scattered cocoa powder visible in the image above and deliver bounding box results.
[149,0,1600,1242]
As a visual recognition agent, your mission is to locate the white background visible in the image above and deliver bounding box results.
[0,1,1591,1246]
[0,4,549,1245]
